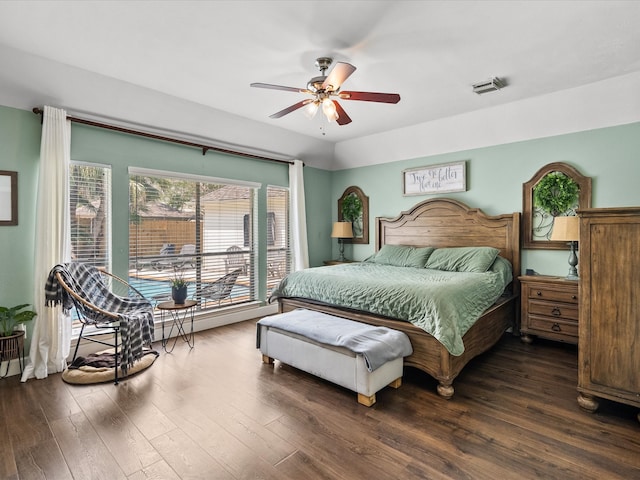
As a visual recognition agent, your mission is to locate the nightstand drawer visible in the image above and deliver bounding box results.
[526,285,578,304]
[528,299,579,321]
[528,315,578,338]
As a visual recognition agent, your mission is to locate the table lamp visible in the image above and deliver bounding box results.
[550,215,579,280]
[331,221,354,262]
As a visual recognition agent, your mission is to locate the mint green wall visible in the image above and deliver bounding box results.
[332,122,640,277]
[0,107,40,307]
[303,167,333,266]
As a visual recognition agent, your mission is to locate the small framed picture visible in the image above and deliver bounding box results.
[0,170,18,226]
[402,161,466,196]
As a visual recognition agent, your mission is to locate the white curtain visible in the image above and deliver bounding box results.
[21,106,71,382]
[289,159,309,271]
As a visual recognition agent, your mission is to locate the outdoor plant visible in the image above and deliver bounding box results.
[534,172,580,217]
[341,192,362,223]
[170,269,188,289]
[0,304,37,337]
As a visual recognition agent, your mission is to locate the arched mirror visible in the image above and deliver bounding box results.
[338,186,369,245]
[522,162,591,249]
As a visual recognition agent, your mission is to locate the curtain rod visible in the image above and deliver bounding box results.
[32,107,295,166]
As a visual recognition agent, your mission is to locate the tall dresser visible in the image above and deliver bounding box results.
[577,207,640,422]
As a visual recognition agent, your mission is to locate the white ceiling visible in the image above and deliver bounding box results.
[1,1,640,153]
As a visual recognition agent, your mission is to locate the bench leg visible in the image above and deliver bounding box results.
[358,393,376,407]
[262,354,274,365]
[388,377,402,389]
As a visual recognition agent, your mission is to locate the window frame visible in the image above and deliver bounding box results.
[128,167,261,313]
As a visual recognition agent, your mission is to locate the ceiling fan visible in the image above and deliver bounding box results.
[250,57,401,126]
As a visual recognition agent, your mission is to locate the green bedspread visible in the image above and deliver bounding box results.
[270,260,512,356]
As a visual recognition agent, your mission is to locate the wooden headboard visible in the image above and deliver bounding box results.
[376,198,521,280]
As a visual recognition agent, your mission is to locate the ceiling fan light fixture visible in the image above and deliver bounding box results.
[251,56,399,126]
[304,100,319,119]
[322,98,339,122]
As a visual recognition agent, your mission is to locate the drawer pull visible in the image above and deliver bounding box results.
[536,291,543,296]
[552,323,562,332]
[551,307,562,316]
[572,295,577,300]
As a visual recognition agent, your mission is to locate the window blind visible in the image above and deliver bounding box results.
[129,170,257,310]
[69,162,112,268]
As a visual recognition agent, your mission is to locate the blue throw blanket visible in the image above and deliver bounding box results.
[45,263,154,374]
[257,309,413,372]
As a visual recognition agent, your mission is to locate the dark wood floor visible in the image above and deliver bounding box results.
[1,320,639,480]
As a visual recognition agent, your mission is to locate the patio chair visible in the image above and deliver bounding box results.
[225,246,247,274]
[45,263,154,384]
[153,243,195,271]
[267,249,287,278]
[179,244,197,268]
[199,269,242,307]
[136,243,174,271]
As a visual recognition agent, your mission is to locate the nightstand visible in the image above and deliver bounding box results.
[519,275,578,345]
[323,260,355,266]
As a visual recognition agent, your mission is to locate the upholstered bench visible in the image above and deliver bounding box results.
[257,309,413,406]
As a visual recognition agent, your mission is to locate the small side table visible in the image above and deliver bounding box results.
[157,300,197,353]
[518,275,578,345]
[323,260,356,266]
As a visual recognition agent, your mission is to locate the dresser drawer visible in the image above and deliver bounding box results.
[528,314,578,338]
[526,285,578,304]
[528,299,579,321]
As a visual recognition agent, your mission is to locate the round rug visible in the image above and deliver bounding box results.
[62,349,159,385]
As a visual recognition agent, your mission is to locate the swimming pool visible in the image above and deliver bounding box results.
[128,277,250,304]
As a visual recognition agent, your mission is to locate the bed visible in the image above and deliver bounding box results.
[274,198,521,398]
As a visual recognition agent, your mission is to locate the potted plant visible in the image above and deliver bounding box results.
[0,304,36,364]
[171,271,188,304]
[0,304,36,337]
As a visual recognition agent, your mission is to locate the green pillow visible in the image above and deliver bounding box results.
[425,246,500,273]
[367,245,434,268]
[405,247,436,268]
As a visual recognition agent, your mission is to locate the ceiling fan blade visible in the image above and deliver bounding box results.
[339,91,401,104]
[250,82,307,94]
[322,62,356,91]
[333,101,352,126]
[269,100,313,119]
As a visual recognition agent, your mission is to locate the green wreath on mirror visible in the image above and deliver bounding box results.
[341,193,363,223]
[533,172,579,217]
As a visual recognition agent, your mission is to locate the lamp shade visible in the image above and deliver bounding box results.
[551,216,579,241]
[331,221,353,239]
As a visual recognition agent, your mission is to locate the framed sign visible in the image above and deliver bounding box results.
[0,171,17,226]
[402,161,466,196]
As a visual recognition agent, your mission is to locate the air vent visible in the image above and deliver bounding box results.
[472,77,505,94]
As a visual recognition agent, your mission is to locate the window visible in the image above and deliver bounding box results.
[70,162,112,268]
[244,212,275,246]
[266,185,290,294]
[128,168,258,311]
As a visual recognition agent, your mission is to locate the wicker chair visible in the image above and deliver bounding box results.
[47,263,154,384]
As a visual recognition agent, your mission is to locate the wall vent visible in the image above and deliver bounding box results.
[472,77,505,94]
